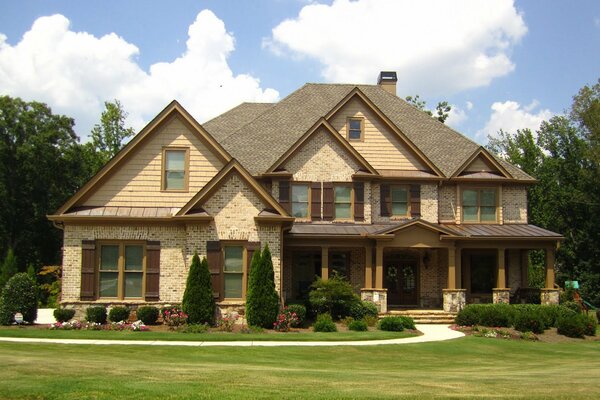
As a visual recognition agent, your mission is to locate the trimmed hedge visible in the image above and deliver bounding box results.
[53,308,76,323]
[0,273,38,325]
[313,313,337,332]
[348,319,368,331]
[136,306,159,325]
[378,316,405,332]
[350,301,379,320]
[86,306,107,324]
[556,314,587,338]
[108,306,130,323]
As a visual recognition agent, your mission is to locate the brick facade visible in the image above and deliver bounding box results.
[502,186,528,223]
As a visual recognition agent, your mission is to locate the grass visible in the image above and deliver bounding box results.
[0,326,414,342]
[1,337,599,399]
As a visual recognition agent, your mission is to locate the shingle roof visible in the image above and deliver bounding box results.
[203,83,535,181]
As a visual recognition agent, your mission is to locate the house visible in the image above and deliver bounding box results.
[48,72,563,315]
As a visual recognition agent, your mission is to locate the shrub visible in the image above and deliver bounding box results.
[350,301,379,320]
[285,304,306,327]
[181,323,209,334]
[0,273,38,324]
[246,245,279,329]
[273,307,299,332]
[364,315,379,327]
[108,306,130,323]
[86,306,107,324]
[378,316,405,332]
[161,307,188,327]
[216,313,238,332]
[308,275,359,319]
[397,316,416,330]
[562,301,582,314]
[557,314,587,338]
[136,306,159,325]
[582,313,597,336]
[348,319,368,331]
[313,313,337,332]
[53,308,76,323]
[455,304,513,328]
[512,308,545,334]
[455,305,483,326]
[182,253,215,325]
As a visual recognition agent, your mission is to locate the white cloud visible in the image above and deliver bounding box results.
[466,101,474,111]
[446,104,468,128]
[266,0,527,96]
[477,100,554,140]
[0,11,279,139]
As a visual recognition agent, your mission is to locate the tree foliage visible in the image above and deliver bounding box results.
[246,245,279,328]
[89,100,135,169]
[0,248,18,291]
[487,79,600,305]
[0,96,89,270]
[0,272,38,324]
[182,252,215,325]
[405,95,452,123]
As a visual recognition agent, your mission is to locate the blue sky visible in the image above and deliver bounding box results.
[1,0,599,143]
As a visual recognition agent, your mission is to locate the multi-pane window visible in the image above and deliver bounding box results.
[224,246,244,299]
[334,185,352,219]
[163,149,187,190]
[391,185,410,216]
[348,118,363,140]
[99,243,144,299]
[462,188,497,222]
[291,184,309,218]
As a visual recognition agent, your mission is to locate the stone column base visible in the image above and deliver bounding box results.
[361,288,388,314]
[443,289,466,313]
[541,288,560,305]
[493,288,511,304]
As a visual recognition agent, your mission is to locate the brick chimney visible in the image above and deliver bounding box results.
[377,71,397,95]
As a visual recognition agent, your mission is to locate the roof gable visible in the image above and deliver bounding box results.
[178,160,289,218]
[267,118,378,175]
[54,101,232,215]
[452,147,512,179]
[373,218,463,237]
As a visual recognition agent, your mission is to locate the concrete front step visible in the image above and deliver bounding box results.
[384,310,456,324]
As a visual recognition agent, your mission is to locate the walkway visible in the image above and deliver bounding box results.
[0,324,463,347]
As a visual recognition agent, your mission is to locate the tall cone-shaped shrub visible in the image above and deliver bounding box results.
[182,252,215,325]
[246,244,279,328]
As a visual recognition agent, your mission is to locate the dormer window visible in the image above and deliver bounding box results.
[347,118,364,141]
[462,188,497,223]
[163,148,188,191]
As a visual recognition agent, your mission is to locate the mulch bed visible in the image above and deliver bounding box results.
[452,325,599,343]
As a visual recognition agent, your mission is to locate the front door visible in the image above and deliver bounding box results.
[384,252,419,306]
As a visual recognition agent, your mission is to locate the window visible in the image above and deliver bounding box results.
[347,118,363,141]
[163,148,188,190]
[334,185,352,220]
[224,246,244,299]
[291,184,309,218]
[98,243,145,299]
[462,188,497,222]
[391,185,410,217]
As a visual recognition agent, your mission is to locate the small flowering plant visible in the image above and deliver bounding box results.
[162,307,188,327]
[130,320,148,331]
[216,313,238,332]
[49,320,83,330]
[273,307,299,332]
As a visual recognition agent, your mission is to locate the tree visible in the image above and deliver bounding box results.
[0,272,38,325]
[0,248,18,291]
[88,100,135,170]
[405,95,452,123]
[182,252,215,325]
[0,96,88,270]
[246,245,279,328]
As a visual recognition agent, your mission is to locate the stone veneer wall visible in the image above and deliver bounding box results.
[62,224,187,303]
[372,183,437,224]
[502,186,528,223]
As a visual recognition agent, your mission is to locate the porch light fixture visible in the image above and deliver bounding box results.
[422,250,432,269]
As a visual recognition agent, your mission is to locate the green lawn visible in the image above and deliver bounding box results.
[1,337,599,399]
[0,327,414,342]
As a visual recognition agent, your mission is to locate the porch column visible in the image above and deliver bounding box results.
[364,246,373,288]
[321,246,329,280]
[443,245,466,313]
[541,246,559,305]
[375,244,384,289]
[493,248,510,304]
[447,246,456,290]
[520,250,529,288]
[456,247,462,289]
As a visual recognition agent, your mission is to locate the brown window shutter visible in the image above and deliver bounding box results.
[246,242,261,277]
[279,179,290,213]
[323,182,334,221]
[380,184,391,216]
[311,182,321,221]
[80,240,96,301]
[145,241,161,301]
[206,241,222,301]
[353,181,365,221]
[410,184,421,218]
